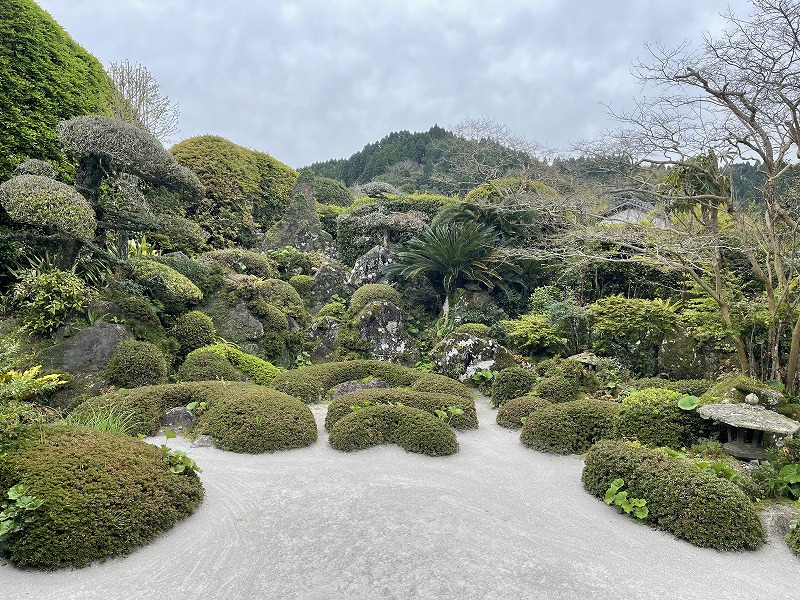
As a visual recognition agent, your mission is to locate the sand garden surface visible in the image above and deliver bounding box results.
[2,396,798,600]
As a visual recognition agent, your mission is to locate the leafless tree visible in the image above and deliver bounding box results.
[108,60,180,144]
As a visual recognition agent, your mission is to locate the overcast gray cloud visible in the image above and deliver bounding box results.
[36,0,751,168]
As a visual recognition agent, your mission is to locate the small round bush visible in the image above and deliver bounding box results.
[521,398,620,454]
[410,374,473,399]
[582,440,765,551]
[533,375,582,403]
[317,301,347,319]
[453,323,492,338]
[631,378,713,397]
[325,388,478,431]
[173,311,216,354]
[0,425,203,569]
[106,340,168,388]
[195,388,316,453]
[150,254,220,296]
[618,387,711,448]
[491,367,537,407]
[288,274,314,297]
[349,284,401,314]
[329,404,458,456]
[255,278,305,319]
[129,258,203,313]
[496,396,551,429]
[117,295,161,328]
[176,350,242,382]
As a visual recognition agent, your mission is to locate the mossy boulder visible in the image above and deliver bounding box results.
[325,388,478,431]
[353,299,419,363]
[329,404,458,456]
[349,283,401,314]
[430,332,517,382]
[582,440,766,551]
[496,396,551,430]
[700,375,786,409]
[0,425,203,569]
[521,398,620,454]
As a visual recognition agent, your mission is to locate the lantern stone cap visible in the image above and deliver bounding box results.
[697,403,800,436]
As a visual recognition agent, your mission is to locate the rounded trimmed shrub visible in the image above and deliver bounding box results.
[190,344,280,385]
[255,278,305,318]
[173,310,216,354]
[618,387,711,448]
[106,340,168,388]
[349,284,401,314]
[410,374,474,399]
[0,425,203,569]
[496,395,551,429]
[491,367,537,407]
[128,258,203,313]
[582,440,766,551]
[533,375,582,403]
[194,388,316,453]
[520,398,620,454]
[176,350,242,382]
[325,388,478,431]
[288,274,314,297]
[329,404,458,456]
[631,378,713,397]
[150,254,220,295]
[117,295,161,328]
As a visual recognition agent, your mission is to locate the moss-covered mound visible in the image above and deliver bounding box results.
[189,343,280,385]
[582,440,766,551]
[0,425,203,569]
[173,310,216,355]
[194,388,316,454]
[349,284,401,314]
[520,398,620,454]
[106,339,168,389]
[532,375,582,403]
[496,396,551,430]
[325,388,477,431]
[700,375,786,409]
[630,377,713,397]
[329,404,458,456]
[271,360,471,404]
[176,349,243,382]
[617,387,711,448]
[491,367,537,407]
[129,258,203,313]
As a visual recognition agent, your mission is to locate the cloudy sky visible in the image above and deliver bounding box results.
[37,0,751,169]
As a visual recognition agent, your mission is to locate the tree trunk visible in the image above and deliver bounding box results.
[786,313,800,396]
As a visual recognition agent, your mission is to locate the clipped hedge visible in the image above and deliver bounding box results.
[189,343,280,385]
[271,360,471,404]
[533,375,582,403]
[173,310,216,354]
[630,377,713,397]
[329,404,458,456]
[617,387,711,448]
[325,388,478,431]
[496,395,551,430]
[106,340,168,388]
[176,350,242,382]
[582,440,765,551]
[520,399,620,454]
[0,425,203,569]
[194,387,316,453]
[128,257,203,313]
[491,367,537,407]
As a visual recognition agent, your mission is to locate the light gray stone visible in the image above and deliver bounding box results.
[697,403,800,436]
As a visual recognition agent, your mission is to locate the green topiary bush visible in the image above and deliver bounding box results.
[176,350,242,382]
[618,387,711,448]
[194,387,316,453]
[150,254,220,296]
[288,274,314,297]
[349,284,401,314]
[187,344,280,385]
[532,375,582,403]
[582,440,766,551]
[200,248,278,279]
[329,404,458,456]
[325,388,477,431]
[453,323,492,338]
[491,367,537,407]
[12,269,88,335]
[173,310,216,354]
[106,340,168,388]
[128,257,203,313]
[520,398,620,454]
[117,295,161,328]
[0,425,203,569]
[410,374,473,399]
[630,378,713,397]
[496,395,551,429]
[317,301,347,319]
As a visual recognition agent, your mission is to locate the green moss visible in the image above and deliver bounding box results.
[188,344,280,385]
[349,284,401,314]
[200,248,278,279]
[325,388,477,431]
[521,398,620,454]
[128,258,203,313]
[116,295,161,328]
[0,425,203,569]
[496,396,551,429]
[410,374,473,399]
[631,377,713,397]
[288,274,314,297]
[173,310,216,355]
[533,375,582,403]
[491,367,537,407]
[150,254,221,296]
[194,387,316,453]
[453,323,492,338]
[618,387,711,448]
[582,440,765,551]
[700,375,785,408]
[106,339,167,389]
[317,301,347,319]
[329,404,458,456]
[176,350,242,382]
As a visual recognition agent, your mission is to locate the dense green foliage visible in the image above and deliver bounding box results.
[11,270,87,334]
[532,375,582,404]
[630,378,714,397]
[149,254,220,296]
[520,399,620,454]
[491,367,537,407]
[329,403,458,456]
[496,395,551,429]
[325,388,477,431]
[190,344,279,384]
[618,387,711,448]
[312,175,353,207]
[501,313,564,357]
[171,135,296,247]
[128,258,203,313]
[175,349,242,382]
[582,440,765,551]
[173,310,216,355]
[0,425,203,569]
[195,388,317,453]
[200,248,278,279]
[106,340,168,388]
[0,0,113,179]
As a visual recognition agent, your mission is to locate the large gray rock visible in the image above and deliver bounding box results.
[306,316,340,362]
[41,323,131,373]
[311,261,351,309]
[429,332,517,382]
[347,245,392,288]
[201,296,264,342]
[162,406,195,434]
[354,300,418,364]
